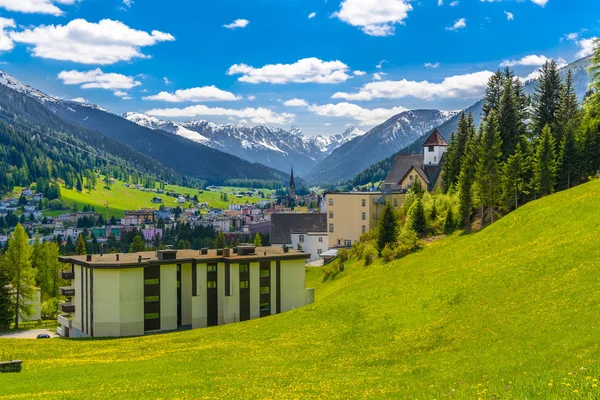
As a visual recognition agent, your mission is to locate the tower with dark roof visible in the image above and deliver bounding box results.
[289,167,296,198]
[422,128,448,166]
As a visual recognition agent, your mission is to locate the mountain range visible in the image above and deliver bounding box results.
[123,112,365,175]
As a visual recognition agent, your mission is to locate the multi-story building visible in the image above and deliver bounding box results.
[124,209,156,223]
[270,213,327,262]
[56,246,312,338]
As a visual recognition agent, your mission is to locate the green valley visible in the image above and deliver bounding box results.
[1,179,599,398]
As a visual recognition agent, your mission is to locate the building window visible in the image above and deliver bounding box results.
[317,249,322,255]
[428,146,434,152]
[362,225,366,234]
[144,278,159,285]
[207,281,217,289]
[240,280,249,289]
[260,286,270,294]
[260,268,270,278]
[207,264,217,273]
[337,239,341,246]
[329,223,334,233]
[329,198,334,206]
[329,211,334,219]
[299,235,304,243]
[361,212,366,220]
[144,296,159,302]
[394,199,398,207]
[239,264,249,273]
[318,237,323,243]
[344,240,352,247]
[362,199,366,207]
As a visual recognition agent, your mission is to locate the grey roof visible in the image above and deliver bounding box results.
[384,153,443,191]
[270,213,327,244]
[423,129,448,146]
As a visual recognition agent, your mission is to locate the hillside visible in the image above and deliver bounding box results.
[3,180,600,398]
[306,109,456,184]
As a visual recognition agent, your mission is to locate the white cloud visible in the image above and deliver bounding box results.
[143,86,240,102]
[376,60,386,69]
[500,54,550,67]
[576,37,598,59]
[505,11,514,21]
[227,57,352,84]
[283,98,308,107]
[438,0,443,5]
[424,62,440,68]
[308,102,408,126]
[450,1,459,6]
[324,123,332,126]
[0,0,77,16]
[564,32,579,41]
[333,0,413,37]
[531,0,548,6]
[446,18,466,31]
[70,97,87,103]
[122,0,133,8]
[353,70,366,76]
[247,95,256,101]
[308,12,316,19]
[163,77,171,85]
[114,90,132,100]
[0,17,15,52]
[146,105,295,125]
[332,70,494,101]
[373,72,386,81]
[10,19,175,65]
[58,69,141,90]
[223,19,249,29]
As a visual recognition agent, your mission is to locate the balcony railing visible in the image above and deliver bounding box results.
[57,314,72,329]
[61,303,75,313]
[60,286,75,296]
[60,270,74,280]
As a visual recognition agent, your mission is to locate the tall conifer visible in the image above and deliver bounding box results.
[534,125,558,196]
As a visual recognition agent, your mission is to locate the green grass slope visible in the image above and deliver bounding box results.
[2,181,600,399]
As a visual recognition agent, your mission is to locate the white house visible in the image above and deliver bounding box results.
[291,232,328,262]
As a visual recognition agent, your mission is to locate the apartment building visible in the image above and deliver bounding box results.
[56,246,312,338]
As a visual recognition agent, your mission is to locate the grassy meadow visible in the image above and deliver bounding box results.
[1,180,600,398]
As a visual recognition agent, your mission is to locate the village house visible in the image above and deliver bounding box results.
[270,213,328,262]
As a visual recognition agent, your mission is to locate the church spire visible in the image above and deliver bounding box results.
[289,167,296,198]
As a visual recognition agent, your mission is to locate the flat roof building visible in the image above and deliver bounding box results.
[56,246,312,338]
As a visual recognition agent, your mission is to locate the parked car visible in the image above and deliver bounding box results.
[36,333,51,339]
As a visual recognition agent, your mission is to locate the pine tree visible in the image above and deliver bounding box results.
[534,125,558,196]
[444,208,455,234]
[483,70,505,118]
[377,202,399,253]
[129,235,146,253]
[0,261,13,331]
[554,70,580,150]
[498,68,521,159]
[253,233,262,247]
[442,112,472,190]
[558,129,579,190]
[37,242,61,299]
[458,132,479,230]
[533,60,562,137]
[4,224,35,329]
[475,110,503,224]
[588,38,600,94]
[76,233,87,255]
[501,143,528,212]
[214,232,226,249]
[407,198,427,237]
[76,176,83,192]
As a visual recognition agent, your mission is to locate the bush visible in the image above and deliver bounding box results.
[396,228,421,258]
[363,244,378,266]
[337,248,349,263]
[381,244,396,262]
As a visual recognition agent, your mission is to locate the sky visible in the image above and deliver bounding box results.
[0,0,598,137]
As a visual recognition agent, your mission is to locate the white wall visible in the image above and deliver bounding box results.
[424,145,446,166]
[280,259,307,312]
[160,264,177,331]
[192,264,207,329]
[291,233,327,262]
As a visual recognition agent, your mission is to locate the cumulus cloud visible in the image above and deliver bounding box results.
[227,57,352,84]
[332,71,494,101]
[283,98,308,107]
[500,54,551,67]
[58,69,141,90]
[450,1,459,6]
[0,17,15,52]
[376,60,386,69]
[530,0,548,6]
[505,11,514,21]
[0,0,77,16]
[424,62,440,68]
[353,70,366,76]
[576,37,598,59]
[122,0,133,8]
[333,0,413,37]
[114,90,132,100]
[163,77,172,85]
[564,32,579,41]
[373,72,386,81]
[446,18,466,31]
[146,105,294,125]
[10,19,175,65]
[142,86,240,102]
[308,102,408,126]
[308,12,316,19]
[70,97,88,103]
[223,19,249,29]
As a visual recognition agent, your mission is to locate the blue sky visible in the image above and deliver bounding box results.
[0,0,598,136]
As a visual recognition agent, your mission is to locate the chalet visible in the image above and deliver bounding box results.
[382,129,448,192]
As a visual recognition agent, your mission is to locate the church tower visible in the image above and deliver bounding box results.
[289,167,296,198]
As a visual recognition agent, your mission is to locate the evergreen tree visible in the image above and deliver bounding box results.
[377,202,399,253]
[37,242,61,299]
[483,70,505,118]
[458,132,479,230]
[76,233,87,255]
[475,110,503,224]
[214,232,226,249]
[442,112,472,190]
[501,143,528,212]
[498,68,521,159]
[444,208,455,234]
[253,233,262,247]
[76,176,83,192]
[532,60,562,137]
[558,129,579,190]
[4,224,35,329]
[129,235,146,253]
[588,38,600,94]
[0,261,13,331]
[534,125,558,196]
[554,70,580,149]
[407,198,427,237]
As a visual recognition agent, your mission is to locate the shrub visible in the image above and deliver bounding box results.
[363,244,378,266]
[337,248,349,263]
[381,244,396,262]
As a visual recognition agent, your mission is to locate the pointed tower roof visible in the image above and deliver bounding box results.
[423,129,448,147]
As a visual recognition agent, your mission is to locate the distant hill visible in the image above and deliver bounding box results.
[305,109,457,184]
[349,56,592,188]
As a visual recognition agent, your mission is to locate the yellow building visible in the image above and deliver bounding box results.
[57,246,312,338]
[325,192,405,248]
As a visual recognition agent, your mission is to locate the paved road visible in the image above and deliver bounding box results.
[0,329,58,339]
